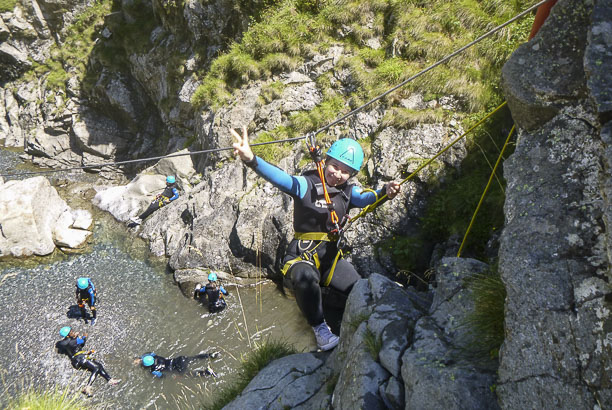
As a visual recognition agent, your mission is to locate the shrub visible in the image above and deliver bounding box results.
[460,268,506,359]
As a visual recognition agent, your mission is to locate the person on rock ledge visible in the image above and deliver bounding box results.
[230,127,401,351]
[130,176,179,226]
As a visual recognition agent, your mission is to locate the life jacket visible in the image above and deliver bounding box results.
[76,283,96,303]
[56,337,82,358]
[204,284,226,312]
[160,184,177,200]
[281,170,353,282]
[292,170,353,234]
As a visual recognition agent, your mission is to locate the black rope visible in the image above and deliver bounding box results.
[0,135,306,177]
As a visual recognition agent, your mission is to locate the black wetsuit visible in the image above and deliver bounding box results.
[139,184,179,220]
[197,284,228,313]
[247,158,384,328]
[282,171,361,326]
[75,280,96,320]
[56,336,112,386]
[145,353,214,377]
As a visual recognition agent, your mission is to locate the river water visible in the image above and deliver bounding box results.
[0,148,315,408]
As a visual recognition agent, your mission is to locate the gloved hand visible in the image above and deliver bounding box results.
[210,351,220,359]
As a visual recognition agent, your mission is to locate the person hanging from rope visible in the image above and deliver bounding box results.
[129,176,179,226]
[56,326,121,397]
[75,277,97,326]
[137,351,220,378]
[194,271,229,313]
[230,127,401,351]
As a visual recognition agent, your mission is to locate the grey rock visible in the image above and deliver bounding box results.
[498,1,612,407]
[224,353,332,410]
[0,42,31,81]
[501,0,592,130]
[584,0,612,116]
[332,322,390,410]
[379,376,404,410]
[72,110,128,159]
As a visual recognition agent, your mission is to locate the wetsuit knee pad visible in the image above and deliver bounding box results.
[288,262,320,289]
[326,259,360,294]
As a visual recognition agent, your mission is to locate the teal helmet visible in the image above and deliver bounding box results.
[77,277,89,290]
[59,326,71,337]
[326,138,364,172]
[208,272,218,282]
[166,176,176,184]
[142,354,155,367]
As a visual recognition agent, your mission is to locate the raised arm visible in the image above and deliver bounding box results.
[230,127,307,198]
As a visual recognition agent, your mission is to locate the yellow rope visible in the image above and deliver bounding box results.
[457,124,515,257]
[349,101,508,225]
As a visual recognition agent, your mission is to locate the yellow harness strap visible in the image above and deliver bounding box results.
[281,233,344,286]
[74,350,92,360]
[322,249,343,286]
[294,232,338,242]
[280,238,326,276]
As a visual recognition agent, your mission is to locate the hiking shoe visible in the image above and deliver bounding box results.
[108,378,121,386]
[129,216,141,225]
[312,321,339,351]
[82,386,93,397]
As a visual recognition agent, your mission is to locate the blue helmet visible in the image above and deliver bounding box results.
[142,354,155,367]
[208,272,218,282]
[59,326,71,337]
[166,176,176,184]
[326,138,364,172]
[77,277,89,290]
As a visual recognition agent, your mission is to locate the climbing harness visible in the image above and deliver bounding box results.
[306,133,341,234]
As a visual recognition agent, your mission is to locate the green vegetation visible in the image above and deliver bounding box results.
[421,109,514,259]
[251,126,296,163]
[0,0,16,12]
[364,328,383,361]
[205,339,297,410]
[22,0,112,93]
[5,384,86,410]
[460,268,506,359]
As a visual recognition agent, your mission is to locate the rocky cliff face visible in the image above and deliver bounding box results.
[223,0,612,408]
[498,0,611,407]
[2,0,610,408]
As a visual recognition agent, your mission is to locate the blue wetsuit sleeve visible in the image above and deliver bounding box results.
[88,287,95,306]
[220,286,228,295]
[251,157,308,199]
[169,188,179,201]
[151,370,163,378]
[350,186,383,208]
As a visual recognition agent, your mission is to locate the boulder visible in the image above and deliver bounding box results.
[92,174,167,222]
[0,176,92,257]
[224,352,333,410]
